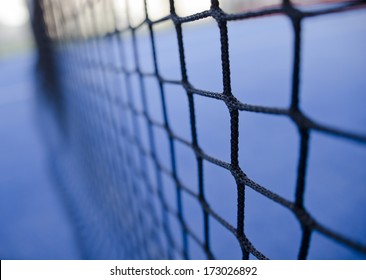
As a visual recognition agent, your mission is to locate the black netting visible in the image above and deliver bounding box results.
[31,0,366,259]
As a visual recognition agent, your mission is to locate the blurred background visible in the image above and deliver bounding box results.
[0,0,365,260]
[0,0,80,259]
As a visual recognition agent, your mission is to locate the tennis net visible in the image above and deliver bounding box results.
[31,0,366,259]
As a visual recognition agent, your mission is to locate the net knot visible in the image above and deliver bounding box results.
[210,6,225,23]
[292,206,316,229]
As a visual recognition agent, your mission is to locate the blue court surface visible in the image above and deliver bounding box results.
[0,7,365,259]
[0,53,80,259]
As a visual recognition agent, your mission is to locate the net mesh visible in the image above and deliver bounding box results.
[32,0,366,259]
